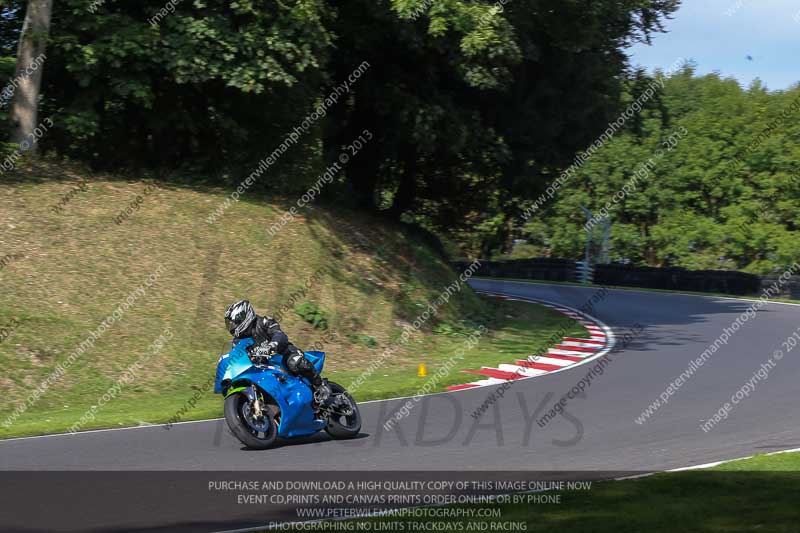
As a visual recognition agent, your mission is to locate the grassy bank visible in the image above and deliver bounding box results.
[343,451,800,532]
[0,164,586,438]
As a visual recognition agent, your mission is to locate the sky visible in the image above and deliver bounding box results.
[627,0,800,91]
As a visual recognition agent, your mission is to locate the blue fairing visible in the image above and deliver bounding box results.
[214,339,327,438]
[304,351,326,374]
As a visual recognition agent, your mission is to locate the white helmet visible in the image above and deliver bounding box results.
[224,300,257,337]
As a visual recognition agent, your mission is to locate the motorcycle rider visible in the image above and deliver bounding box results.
[224,300,330,402]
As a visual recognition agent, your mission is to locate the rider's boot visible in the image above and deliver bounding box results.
[311,374,331,404]
[288,352,330,404]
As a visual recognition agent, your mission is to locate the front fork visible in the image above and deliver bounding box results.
[228,385,264,418]
[247,385,263,418]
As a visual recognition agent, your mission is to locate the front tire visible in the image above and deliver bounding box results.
[224,392,278,450]
[323,381,361,439]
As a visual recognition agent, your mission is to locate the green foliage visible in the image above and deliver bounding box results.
[294,301,329,330]
[346,333,378,348]
[34,0,332,181]
[0,55,14,79]
[521,68,800,274]
[432,318,484,336]
[0,55,16,142]
[3,0,678,208]
[0,4,22,54]
[0,141,16,159]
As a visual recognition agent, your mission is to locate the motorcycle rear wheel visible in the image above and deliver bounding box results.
[224,392,278,449]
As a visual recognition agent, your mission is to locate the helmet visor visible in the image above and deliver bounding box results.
[225,316,237,335]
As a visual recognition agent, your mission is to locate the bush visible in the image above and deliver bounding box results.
[294,302,329,330]
[347,333,378,348]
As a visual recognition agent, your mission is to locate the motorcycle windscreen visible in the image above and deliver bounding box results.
[214,338,255,393]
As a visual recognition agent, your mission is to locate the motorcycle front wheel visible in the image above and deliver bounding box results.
[224,392,278,449]
[323,381,361,439]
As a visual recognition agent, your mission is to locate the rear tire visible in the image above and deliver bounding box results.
[323,381,361,439]
[224,392,278,450]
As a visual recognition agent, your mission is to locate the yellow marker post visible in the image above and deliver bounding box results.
[417,363,427,377]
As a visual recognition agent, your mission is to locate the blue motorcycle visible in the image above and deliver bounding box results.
[214,338,361,449]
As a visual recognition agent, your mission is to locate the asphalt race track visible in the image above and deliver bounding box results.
[2,279,800,532]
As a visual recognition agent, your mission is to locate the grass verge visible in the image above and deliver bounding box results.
[0,298,587,438]
[338,451,800,532]
[0,166,587,439]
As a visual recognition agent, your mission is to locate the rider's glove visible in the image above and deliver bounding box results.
[264,341,279,355]
[250,345,270,365]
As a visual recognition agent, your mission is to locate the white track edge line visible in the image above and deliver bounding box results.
[0,290,616,444]
[215,450,800,532]
[473,277,800,308]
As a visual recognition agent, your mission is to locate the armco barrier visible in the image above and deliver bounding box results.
[760,276,800,300]
[455,259,763,296]
[593,264,761,296]
[452,258,578,283]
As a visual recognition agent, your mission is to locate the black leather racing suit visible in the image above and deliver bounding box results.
[233,316,322,388]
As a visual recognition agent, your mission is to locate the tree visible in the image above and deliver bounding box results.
[9,0,52,152]
[35,0,331,176]
[331,0,680,257]
[520,67,800,274]
[2,0,680,216]
[0,2,24,54]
